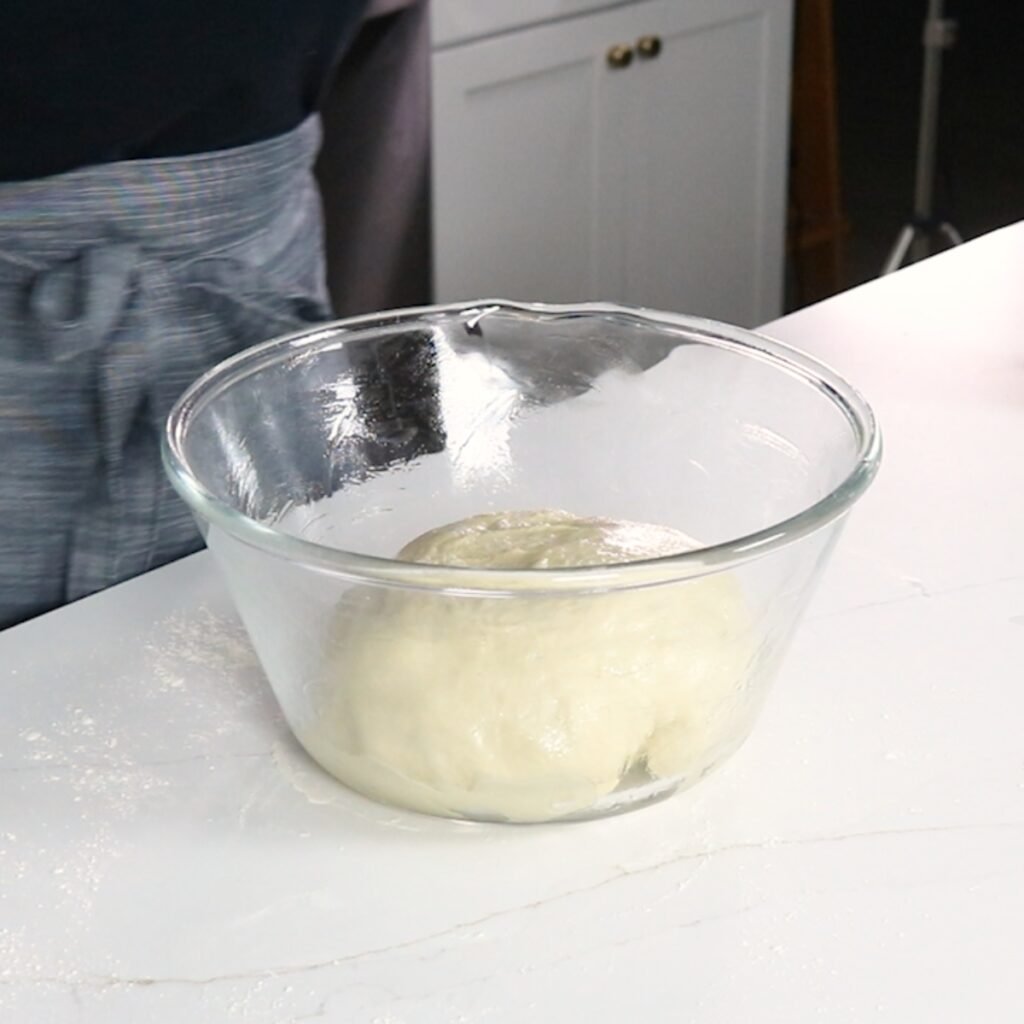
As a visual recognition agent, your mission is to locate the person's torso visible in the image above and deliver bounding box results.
[1,0,369,181]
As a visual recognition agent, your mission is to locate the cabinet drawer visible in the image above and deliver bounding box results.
[432,0,639,48]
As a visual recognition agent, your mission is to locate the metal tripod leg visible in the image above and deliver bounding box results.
[882,226,917,275]
[882,221,964,275]
[881,1,964,277]
[939,222,964,246]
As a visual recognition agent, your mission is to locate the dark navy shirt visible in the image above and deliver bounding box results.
[1,0,369,180]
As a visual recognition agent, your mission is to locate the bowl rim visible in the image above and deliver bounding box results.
[162,300,882,593]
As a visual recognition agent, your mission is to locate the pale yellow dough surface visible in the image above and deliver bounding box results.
[302,510,753,821]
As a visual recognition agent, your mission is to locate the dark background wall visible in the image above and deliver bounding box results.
[317,2,1022,317]
[833,0,1024,290]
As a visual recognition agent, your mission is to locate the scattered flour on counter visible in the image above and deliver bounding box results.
[144,605,262,699]
[139,604,282,749]
[13,707,166,817]
[2,607,276,996]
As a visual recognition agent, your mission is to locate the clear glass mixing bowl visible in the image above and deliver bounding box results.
[163,301,880,823]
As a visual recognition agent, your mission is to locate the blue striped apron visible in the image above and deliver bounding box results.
[0,116,330,628]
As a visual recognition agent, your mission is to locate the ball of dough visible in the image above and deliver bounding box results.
[301,510,753,821]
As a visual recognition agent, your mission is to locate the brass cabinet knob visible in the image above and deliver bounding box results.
[606,43,634,69]
[636,34,662,59]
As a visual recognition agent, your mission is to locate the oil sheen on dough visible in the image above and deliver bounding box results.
[302,510,753,821]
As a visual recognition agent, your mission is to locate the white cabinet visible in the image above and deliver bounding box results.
[431,0,793,325]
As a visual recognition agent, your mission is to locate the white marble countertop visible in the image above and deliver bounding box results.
[3,225,1024,1022]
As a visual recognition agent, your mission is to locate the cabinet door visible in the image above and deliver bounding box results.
[613,0,793,324]
[432,0,793,323]
[431,15,630,304]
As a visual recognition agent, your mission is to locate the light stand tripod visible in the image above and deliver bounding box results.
[882,0,964,274]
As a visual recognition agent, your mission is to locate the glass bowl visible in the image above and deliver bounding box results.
[163,301,880,823]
